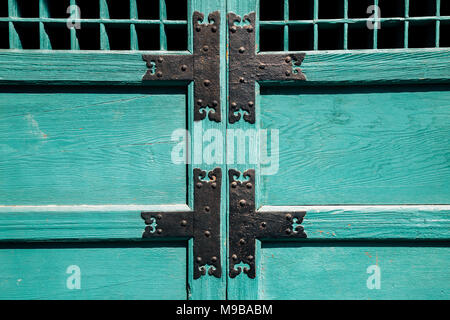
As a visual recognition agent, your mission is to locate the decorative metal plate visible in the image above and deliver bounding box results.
[227,12,306,124]
[142,11,221,122]
[228,169,307,279]
[141,168,222,279]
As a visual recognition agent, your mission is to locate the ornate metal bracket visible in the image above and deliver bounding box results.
[141,168,222,279]
[142,11,221,122]
[229,169,307,279]
[227,12,306,124]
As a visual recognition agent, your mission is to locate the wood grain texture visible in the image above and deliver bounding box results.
[0,51,162,84]
[299,49,450,84]
[0,86,187,205]
[0,34,446,85]
[0,205,190,241]
[0,242,187,300]
[260,84,450,205]
[259,242,450,300]
[260,206,450,240]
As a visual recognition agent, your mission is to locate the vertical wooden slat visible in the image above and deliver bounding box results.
[159,0,166,50]
[8,0,20,48]
[70,0,78,50]
[130,0,138,50]
[187,0,193,52]
[404,0,409,48]
[343,0,348,50]
[39,0,51,49]
[373,0,378,49]
[100,0,109,50]
[436,0,441,47]
[283,0,288,51]
[313,0,318,50]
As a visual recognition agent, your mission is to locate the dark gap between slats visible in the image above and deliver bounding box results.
[440,21,450,47]
[289,24,314,50]
[348,22,373,49]
[348,0,374,18]
[0,22,8,49]
[76,0,100,19]
[76,23,100,50]
[442,0,450,16]
[106,0,130,19]
[165,24,187,50]
[45,22,71,50]
[14,22,40,49]
[136,24,159,50]
[319,0,345,19]
[46,0,71,18]
[165,0,187,20]
[378,20,404,48]
[260,0,284,21]
[136,0,159,20]
[0,0,8,17]
[318,23,344,50]
[408,21,436,48]
[16,0,40,18]
[409,0,436,17]
[289,0,314,20]
[260,26,284,51]
[378,0,405,18]
[105,24,130,50]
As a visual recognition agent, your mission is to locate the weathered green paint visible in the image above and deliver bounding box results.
[0,86,186,205]
[0,242,187,300]
[260,84,450,205]
[0,0,449,300]
[0,205,189,241]
[259,242,450,300]
[0,0,228,300]
[227,0,450,300]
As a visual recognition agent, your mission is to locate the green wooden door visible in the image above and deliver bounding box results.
[1,0,450,301]
[226,0,450,300]
[0,0,227,300]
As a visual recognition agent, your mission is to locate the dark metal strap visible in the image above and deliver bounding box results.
[227,12,306,124]
[142,55,193,81]
[228,169,306,279]
[193,11,221,122]
[141,168,222,279]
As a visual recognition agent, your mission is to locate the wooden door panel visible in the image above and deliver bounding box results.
[260,84,450,205]
[0,0,228,300]
[0,242,187,300]
[259,242,450,300]
[0,86,187,205]
[227,0,450,300]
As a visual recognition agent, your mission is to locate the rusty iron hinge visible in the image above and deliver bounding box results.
[228,12,306,124]
[141,168,222,279]
[229,169,307,279]
[142,11,221,122]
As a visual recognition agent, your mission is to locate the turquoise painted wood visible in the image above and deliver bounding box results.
[0,0,449,300]
[0,87,186,205]
[0,242,187,300]
[0,0,228,300]
[260,84,450,205]
[227,0,450,300]
[259,242,450,300]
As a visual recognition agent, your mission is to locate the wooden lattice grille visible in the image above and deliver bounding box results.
[0,0,188,50]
